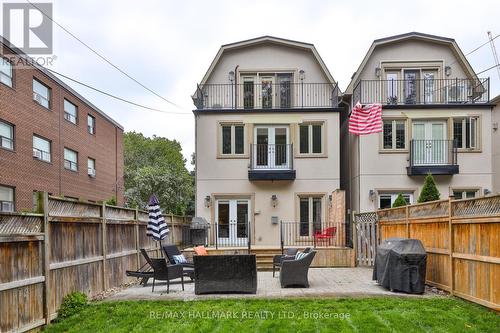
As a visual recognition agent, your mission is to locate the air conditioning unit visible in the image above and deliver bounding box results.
[88,168,96,178]
[64,112,72,122]
[1,201,13,212]
[33,149,42,159]
[33,92,43,104]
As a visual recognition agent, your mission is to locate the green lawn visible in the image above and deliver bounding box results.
[44,297,499,333]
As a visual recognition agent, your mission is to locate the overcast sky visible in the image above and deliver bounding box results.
[2,0,499,169]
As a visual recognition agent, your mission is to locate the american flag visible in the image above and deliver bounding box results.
[349,102,383,135]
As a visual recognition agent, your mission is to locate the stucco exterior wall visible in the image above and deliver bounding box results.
[195,111,340,246]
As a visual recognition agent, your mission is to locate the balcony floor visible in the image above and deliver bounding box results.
[248,169,296,181]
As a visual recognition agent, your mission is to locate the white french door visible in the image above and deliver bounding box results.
[412,121,447,165]
[260,76,275,109]
[215,199,249,246]
[253,126,290,169]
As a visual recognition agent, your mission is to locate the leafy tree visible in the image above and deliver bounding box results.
[392,193,408,208]
[124,132,194,215]
[417,173,441,203]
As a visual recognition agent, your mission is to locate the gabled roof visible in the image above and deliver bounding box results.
[197,35,337,86]
[0,36,123,129]
[345,32,479,94]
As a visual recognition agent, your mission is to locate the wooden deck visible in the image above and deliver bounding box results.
[182,246,355,271]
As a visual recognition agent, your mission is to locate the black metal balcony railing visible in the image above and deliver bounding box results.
[353,78,489,105]
[250,144,293,170]
[280,221,339,248]
[194,82,339,109]
[408,139,458,175]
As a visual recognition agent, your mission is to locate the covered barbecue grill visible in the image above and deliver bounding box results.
[373,238,427,294]
[187,217,210,246]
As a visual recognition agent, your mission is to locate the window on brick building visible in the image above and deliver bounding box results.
[0,185,14,212]
[0,120,14,150]
[64,99,78,124]
[64,148,78,171]
[33,135,51,162]
[88,158,96,178]
[87,115,96,134]
[33,79,50,108]
[0,58,13,87]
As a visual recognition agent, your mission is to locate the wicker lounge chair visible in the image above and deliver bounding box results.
[272,247,312,277]
[149,258,184,293]
[279,251,316,288]
[162,245,195,279]
[125,249,154,286]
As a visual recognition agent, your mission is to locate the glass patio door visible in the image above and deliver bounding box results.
[404,70,419,104]
[412,121,447,165]
[253,126,289,169]
[216,199,249,246]
[260,76,275,109]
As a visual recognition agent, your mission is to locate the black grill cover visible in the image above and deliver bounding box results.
[373,238,427,294]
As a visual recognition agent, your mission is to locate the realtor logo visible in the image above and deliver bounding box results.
[2,2,53,54]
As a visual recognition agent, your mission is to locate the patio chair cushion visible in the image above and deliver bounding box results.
[172,254,188,264]
[194,246,208,256]
[295,251,308,260]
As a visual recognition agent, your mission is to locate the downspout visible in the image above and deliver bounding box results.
[234,65,239,108]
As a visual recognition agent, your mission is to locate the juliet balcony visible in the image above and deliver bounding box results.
[193,82,340,110]
[407,139,459,176]
[353,78,490,106]
[248,144,295,181]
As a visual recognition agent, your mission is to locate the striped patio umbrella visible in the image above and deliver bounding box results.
[147,194,169,243]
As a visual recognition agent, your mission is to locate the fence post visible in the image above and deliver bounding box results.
[135,207,140,269]
[280,221,284,255]
[101,202,107,291]
[351,211,357,267]
[448,196,454,295]
[170,214,175,245]
[405,205,410,238]
[42,192,50,324]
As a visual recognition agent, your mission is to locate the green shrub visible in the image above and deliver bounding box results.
[392,193,408,208]
[418,173,441,203]
[105,196,117,206]
[57,291,88,320]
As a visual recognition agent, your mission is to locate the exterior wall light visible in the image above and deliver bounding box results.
[445,66,451,77]
[204,195,211,208]
[271,194,278,207]
[484,189,491,196]
[375,67,381,78]
[328,194,333,207]
[369,189,376,201]
[299,70,305,81]
[228,71,235,83]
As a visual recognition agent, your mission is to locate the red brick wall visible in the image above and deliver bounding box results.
[0,44,124,211]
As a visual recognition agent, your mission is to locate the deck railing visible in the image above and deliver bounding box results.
[353,78,489,105]
[250,144,293,170]
[194,82,339,109]
[409,139,457,166]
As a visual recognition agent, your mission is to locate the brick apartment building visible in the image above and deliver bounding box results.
[0,38,124,212]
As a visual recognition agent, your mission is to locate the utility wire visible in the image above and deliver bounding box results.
[25,0,184,110]
[47,68,191,115]
[476,63,500,75]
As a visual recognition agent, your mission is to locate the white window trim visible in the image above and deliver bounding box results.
[0,120,14,150]
[33,78,50,109]
[451,188,480,200]
[381,119,408,152]
[378,192,414,209]
[64,99,78,124]
[64,148,78,171]
[453,116,480,151]
[297,122,325,157]
[0,58,13,87]
[218,123,246,158]
[32,135,51,163]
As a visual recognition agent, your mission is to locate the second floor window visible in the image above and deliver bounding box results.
[64,148,78,171]
[0,120,14,150]
[88,115,96,134]
[0,185,14,212]
[221,124,244,155]
[382,119,406,150]
[33,79,50,108]
[88,158,96,177]
[299,123,323,154]
[64,99,78,124]
[0,58,13,87]
[33,135,51,162]
[453,117,478,150]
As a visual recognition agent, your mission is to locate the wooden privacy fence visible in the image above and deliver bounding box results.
[352,212,378,266]
[0,195,191,333]
[378,195,500,310]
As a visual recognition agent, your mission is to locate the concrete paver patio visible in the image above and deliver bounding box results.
[107,268,436,301]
